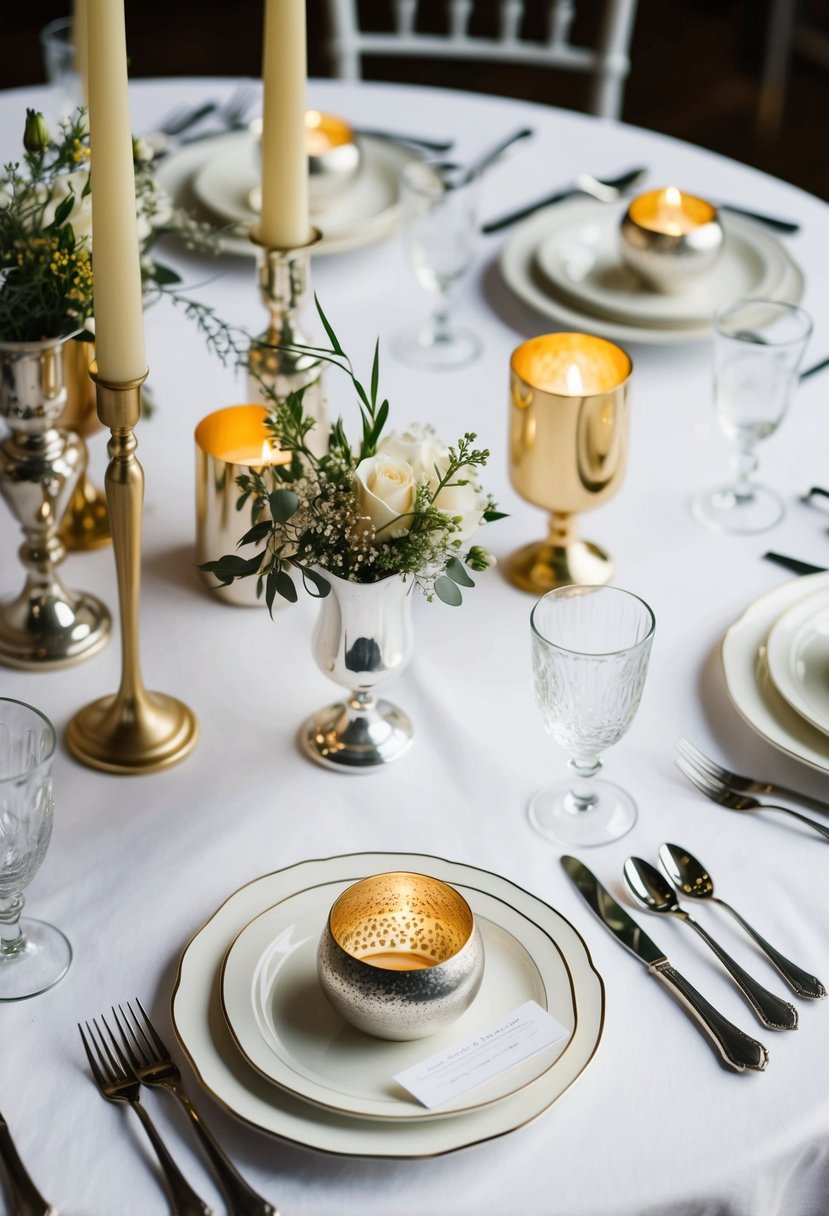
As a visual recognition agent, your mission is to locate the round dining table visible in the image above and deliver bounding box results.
[1,76,828,1216]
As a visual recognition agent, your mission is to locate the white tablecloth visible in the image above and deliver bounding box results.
[1,77,829,1216]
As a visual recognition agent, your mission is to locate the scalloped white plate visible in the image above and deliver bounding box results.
[766,586,829,737]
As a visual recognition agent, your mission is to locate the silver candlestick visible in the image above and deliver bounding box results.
[0,337,110,669]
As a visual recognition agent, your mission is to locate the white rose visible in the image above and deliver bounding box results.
[378,426,449,488]
[354,453,418,539]
[433,478,485,541]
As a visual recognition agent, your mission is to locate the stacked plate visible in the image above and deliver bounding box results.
[722,572,829,772]
[172,851,604,1157]
[155,132,418,258]
[499,198,805,345]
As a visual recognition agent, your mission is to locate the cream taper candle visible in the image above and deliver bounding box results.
[258,0,311,249]
[86,0,146,382]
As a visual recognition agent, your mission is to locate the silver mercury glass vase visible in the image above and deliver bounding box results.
[0,337,110,668]
[301,569,415,770]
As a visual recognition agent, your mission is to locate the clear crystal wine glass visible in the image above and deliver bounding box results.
[693,298,812,534]
[392,160,482,371]
[0,698,71,1000]
[529,585,655,847]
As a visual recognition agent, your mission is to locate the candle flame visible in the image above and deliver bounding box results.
[664,185,683,207]
[566,362,585,395]
[306,109,322,129]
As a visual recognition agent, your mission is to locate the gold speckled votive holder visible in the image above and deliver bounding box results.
[195,404,286,607]
[619,186,724,293]
[317,872,485,1041]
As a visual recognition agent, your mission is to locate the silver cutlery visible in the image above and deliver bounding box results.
[461,127,533,184]
[763,551,826,576]
[801,358,829,382]
[178,84,261,146]
[111,1000,277,1216]
[480,165,648,233]
[805,484,829,501]
[659,843,826,1000]
[676,738,829,819]
[561,855,769,1072]
[353,127,453,153]
[0,1110,56,1216]
[677,756,829,842]
[142,100,220,156]
[715,203,800,235]
[78,1018,212,1216]
[623,858,798,1030]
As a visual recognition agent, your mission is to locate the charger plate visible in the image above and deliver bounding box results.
[721,572,829,773]
[221,878,575,1121]
[766,586,829,737]
[155,132,417,258]
[172,852,604,1157]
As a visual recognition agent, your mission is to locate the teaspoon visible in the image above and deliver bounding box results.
[659,843,826,1000]
[623,857,799,1031]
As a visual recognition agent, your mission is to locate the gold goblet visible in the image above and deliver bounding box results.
[58,338,111,550]
[506,332,632,594]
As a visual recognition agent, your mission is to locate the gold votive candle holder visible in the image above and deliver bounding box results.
[619,186,724,294]
[195,404,287,607]
[506,332,632,595]
[317,872,485,1041]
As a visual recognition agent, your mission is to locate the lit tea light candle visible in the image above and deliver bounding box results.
[619,186,724,294]
[305,109,353,156]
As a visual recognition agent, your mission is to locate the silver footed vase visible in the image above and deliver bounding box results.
[301,569,415,770]
[0,337,110,669]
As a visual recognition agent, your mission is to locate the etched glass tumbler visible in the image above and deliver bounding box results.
[529,585,655,847]
[0,698,71,1000]
[392,160,482,371]
[693,299,812,534]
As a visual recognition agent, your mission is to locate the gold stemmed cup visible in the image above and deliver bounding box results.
[505,332,632,594]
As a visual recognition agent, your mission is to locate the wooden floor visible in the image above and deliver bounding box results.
[2,0,827,200]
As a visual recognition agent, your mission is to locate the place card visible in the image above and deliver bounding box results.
[394,1000,569,1109]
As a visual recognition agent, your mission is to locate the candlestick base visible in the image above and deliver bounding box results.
[66,689,198,775]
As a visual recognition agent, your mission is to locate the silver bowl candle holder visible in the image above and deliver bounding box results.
[250,111,361,215]
[619,186,724,294]
[317,872,485,1041]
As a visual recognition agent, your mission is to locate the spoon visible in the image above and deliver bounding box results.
[659,844,826,1000]
[481,165,647,234]
[623,857,799,1031]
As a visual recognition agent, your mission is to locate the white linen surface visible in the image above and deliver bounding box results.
[1,78,828,1216]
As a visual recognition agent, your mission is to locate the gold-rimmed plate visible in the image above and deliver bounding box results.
[220,877,575,1122]
[172,852,604,1158]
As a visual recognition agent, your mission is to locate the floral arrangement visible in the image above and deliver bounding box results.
[0,108,218,343]
[201,303,504,610]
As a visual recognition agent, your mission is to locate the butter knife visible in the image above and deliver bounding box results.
[0,1111,57,1216]
[560,856,769,1072]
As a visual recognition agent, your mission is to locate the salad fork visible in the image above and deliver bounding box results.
[676,738,829,815]
[676,755,829,842]
[110,1000,277,1216]
[78,1018,212,1216]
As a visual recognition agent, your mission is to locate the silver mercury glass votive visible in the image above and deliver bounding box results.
[619,186,724,294]
[317,872,485,1041]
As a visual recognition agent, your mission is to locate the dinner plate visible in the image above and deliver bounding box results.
[499,203,804,345]
[172,852,604,1157]
[155,132,417,258]
[765,587,829,737]
[534,200,791,327]
[721,573,829,773]
[221,878,575,1122]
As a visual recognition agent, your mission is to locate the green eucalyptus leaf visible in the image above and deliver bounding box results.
[51,194,74,227]
[275,570,298,602]
[445,557,475,587]
[314,294,344,355]
[434,575,463,606]
[298,565,331,598]
[238,520,272,547]
[268,488,299,523]
[482,509,508,522]
[149,261,182,286]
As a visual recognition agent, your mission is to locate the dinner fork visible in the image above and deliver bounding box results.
[179,84,260,145]
[78,1018,212,1216]
[110,1000,277,1216]
[676,755,829,842]
[676,738,829,815]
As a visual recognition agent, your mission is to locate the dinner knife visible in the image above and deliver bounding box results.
[560,856,769,1072]
[763,551,827,576]
[0,1111,57,1216]
[716,203,800,235]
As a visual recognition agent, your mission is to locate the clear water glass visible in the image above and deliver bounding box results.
[529,585,655,847]
[40,17,83,118]
[0,698,71,1000]
[693,298,812,534]
[392,160,482,371]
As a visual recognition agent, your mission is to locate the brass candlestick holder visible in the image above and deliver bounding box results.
[247,228,326,442]
[506,333,632,594]
[66,365,198,774]
[0,336,110,669]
